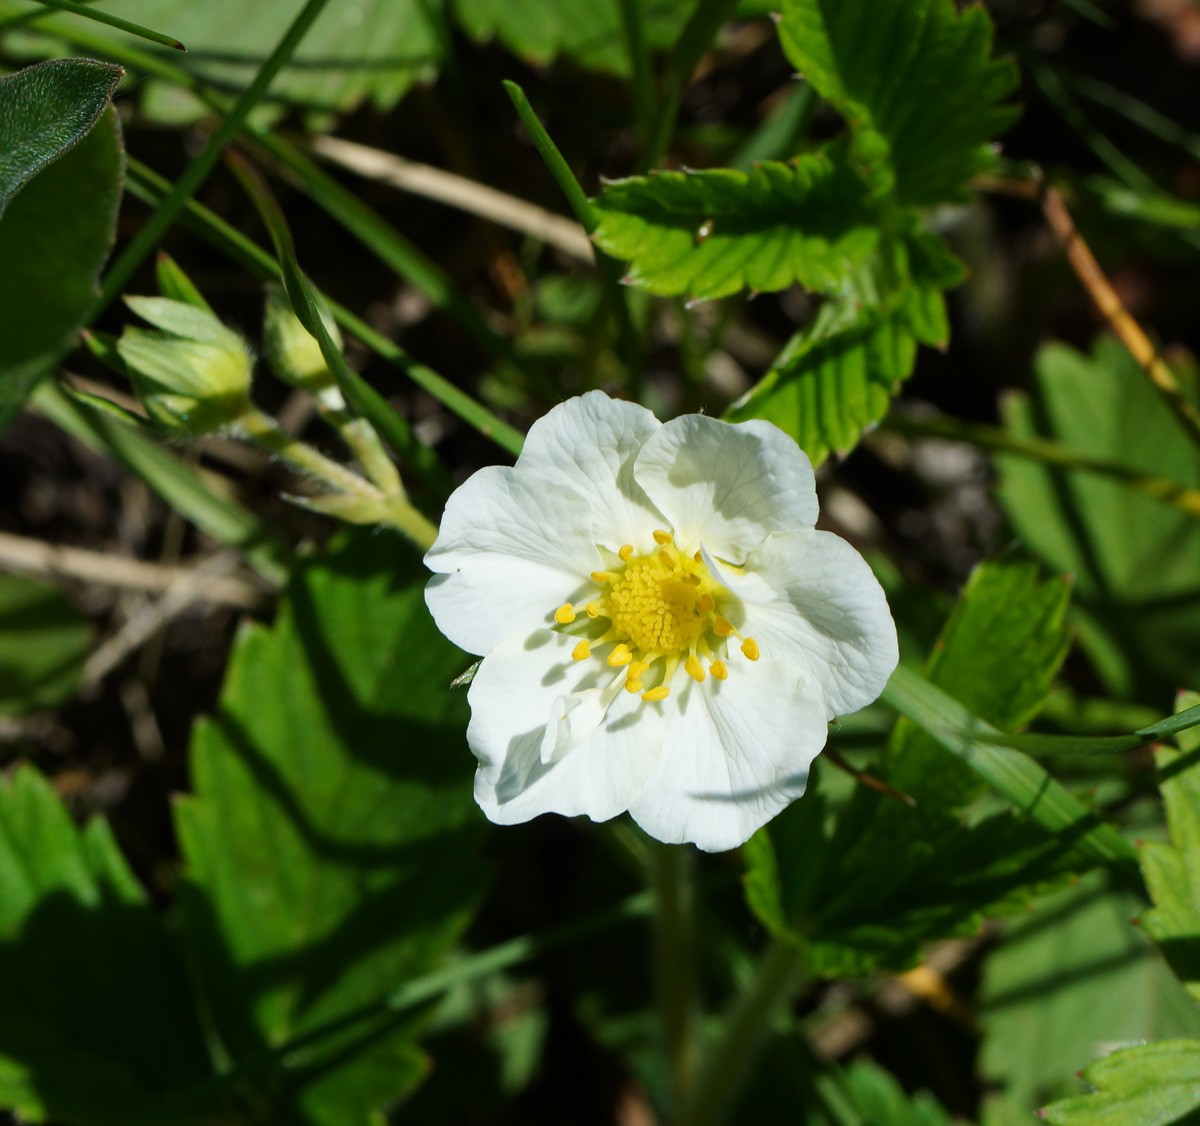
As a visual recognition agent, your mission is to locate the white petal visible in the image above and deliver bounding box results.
[424,465,600,654]
[516,390,667,553]
[724,530,898,719]
[468,629,664,826]
[633,414,818,562]
[629,659,826,852]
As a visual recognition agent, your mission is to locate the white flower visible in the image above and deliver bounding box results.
[424,392,898,852]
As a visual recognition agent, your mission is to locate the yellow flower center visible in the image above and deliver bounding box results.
[551,529,758,703]
[609,552,711,654]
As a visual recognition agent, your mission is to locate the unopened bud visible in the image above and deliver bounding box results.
[262,283,342,393]
[117,296,251,435]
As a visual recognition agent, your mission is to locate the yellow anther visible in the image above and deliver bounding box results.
[659,545,679,566]
[697,593,715,613]
[625,679,644,694]
[694,551,703,563]
[571,639,591,661]
[642,686,671,702]
[685,654,706,682]
[683,573,701,586]
[591,570,613,584]
[710,659,728,681]
[741,637,760,661]
[653,529,673,545]
[586,601,601,619]
[619,544,634,561]
[555,603,576,624]
[608,643,633,667]
[714,616,734,637]
[627,660,651,680]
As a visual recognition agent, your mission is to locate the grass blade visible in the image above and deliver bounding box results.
[26,0,184,49]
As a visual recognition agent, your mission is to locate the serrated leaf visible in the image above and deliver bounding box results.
[745,558,1085,976]
[591,148,879,301]
[995,338,1200,695]
[725,229,960,465]
[0,765,213,1124]
[778,0,1019,205]
[455,0,693,76]
[0,58,122,215]
[0,574,90,717]
[174,531,488,1123]
[980,877,1200,1121]
[0,95,123,415]
[1138,691,1200,1005]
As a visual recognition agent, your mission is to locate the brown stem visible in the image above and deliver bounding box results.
[975,170,1200,449]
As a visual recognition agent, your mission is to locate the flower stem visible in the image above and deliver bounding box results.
[236,407,438,550]
[676,937,805,1126]
[646,839,699,1106]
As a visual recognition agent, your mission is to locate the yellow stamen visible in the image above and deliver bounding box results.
[619,544,634,561]
[685,654,706,682]
[571,639,591,661]
[659,545,679,566]
[627,660,650,680]
[608,643,632,667]
[586,601,601,619]
[554,603,576,624]
[683,573,701,586]
[714,616,734,637]
[642,685,670,702]
[591,571,613,584]
[710,659,728,680]
[697,593,715,613]
[625,679,644,694]
[741,637,760,661]
[653,529,673,545]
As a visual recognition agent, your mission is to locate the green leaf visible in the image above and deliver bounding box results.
[455,0,693,76]
[1139,692,1200,1006]
[74,0,444,112]
[591,148,880,301]
[174,531,488,1123]
[0,574,90,717]
[744,558,1102,976]
[0,68,123,415]
[0,765,213,1124]
[995,337,1200,695]
[725,229,960,465]
[778,0,1019,205]
[980,877,1200,1121]
[1042,1041,1200,1125]
[0,58,121,215]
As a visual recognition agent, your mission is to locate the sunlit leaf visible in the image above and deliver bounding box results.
[725,229,960,465]
[591,147,879,301]
[778,0,1019,204]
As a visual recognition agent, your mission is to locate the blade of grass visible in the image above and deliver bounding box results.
[29,381,292,585]
[124,157,523,468]
[26,0,184,49]
[503,80,642,390]
[881,664,1143,884]
[616,0,653,151]
[645,0,741,169]
[965,699,1200,756]
[93,0,332,316]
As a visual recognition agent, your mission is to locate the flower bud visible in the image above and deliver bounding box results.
[117,296,252,435]
[262,283,342,393]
